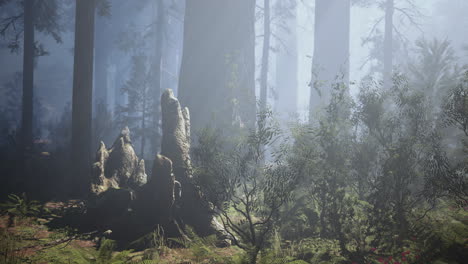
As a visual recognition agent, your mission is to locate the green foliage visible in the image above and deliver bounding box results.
[128,261,159,264]
[0,228,25,264]
[68,238,135,264]
[409,38,461,102]
[97,239,117,263]
[277,69,468,263]
[407,203,468,263]
[286,261,309,264]
[193,109,304,263]
[1,193,42,218]
[130,225,167,258]
[192,70,467,263]
[443,71,468,137]
[0,0,63,53]
[192,126,233,207]
[284,238,346,264]
[422,71,468,206]
[169,226,218,261]
[258,251,294,264]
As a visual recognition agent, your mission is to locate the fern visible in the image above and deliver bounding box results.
[0,193,42,218]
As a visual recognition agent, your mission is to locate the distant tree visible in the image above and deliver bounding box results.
[92,0,144,110]
[113,0,165,156]
[71,0,96,195]
[0,72,22,131]
[115,55,156,158]
[0,0,63,151]
[409,38,462,107]
[274,0,298,120]
[434,0,468,65]
[358,0,423,89]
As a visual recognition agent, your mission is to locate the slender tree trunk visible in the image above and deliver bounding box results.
[243,0,257,129]
[71,0,95,196]
[260,0,270,111]
[22,0,34,152]
[383,0,394,90]
[275,1,298,120]
[152,0,164,154]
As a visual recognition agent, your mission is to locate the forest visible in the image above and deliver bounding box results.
[0,0,467,263]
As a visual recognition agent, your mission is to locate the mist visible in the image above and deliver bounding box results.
[0,0,466,263]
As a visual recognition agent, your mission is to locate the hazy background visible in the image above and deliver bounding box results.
[1,0,467,128]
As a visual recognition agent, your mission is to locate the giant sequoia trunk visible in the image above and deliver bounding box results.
[309,0,350,118]
[178,0,256,131]
[71,0,95,195]
[275,1,298,119]
[21,0,34,152]
[383,0,394,90]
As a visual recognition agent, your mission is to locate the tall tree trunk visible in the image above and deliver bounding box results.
[179,0,256,131]
[309,0,350,120]
[22,0,34,152]
[152,0,164,154]
[71,0,95,196]
[383,0,394,90]
[260,0,271,111]
[275,1,298,120]
[248,246,260,264]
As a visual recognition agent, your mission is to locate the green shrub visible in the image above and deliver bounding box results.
[287,261,309,264]
[0,193,42,218]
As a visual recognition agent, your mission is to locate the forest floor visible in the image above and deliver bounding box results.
[1,198,467,264]
[0,199,243,264]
